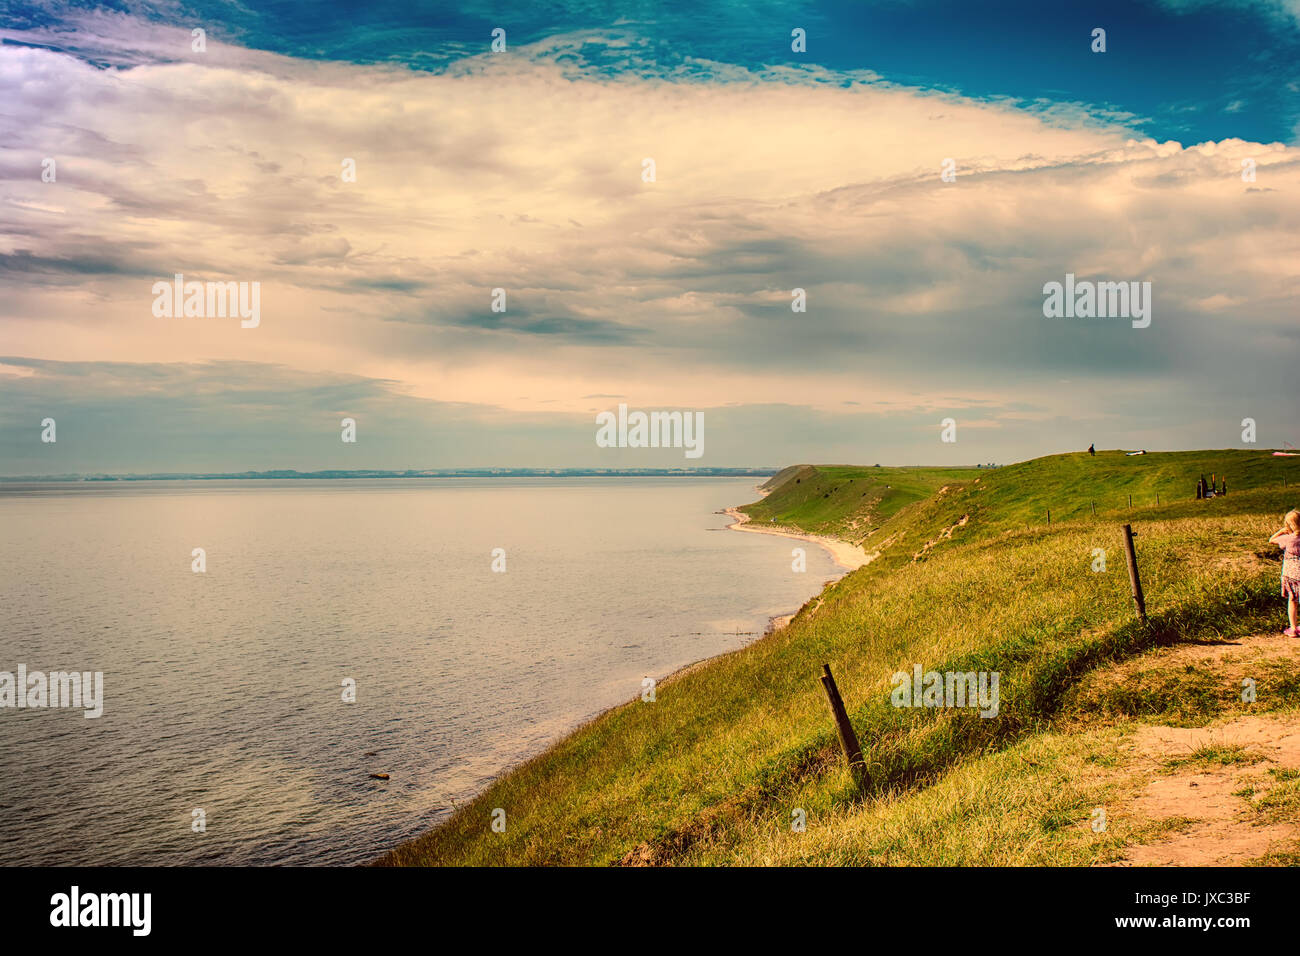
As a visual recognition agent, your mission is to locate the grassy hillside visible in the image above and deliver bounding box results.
[379,449,1300,866]
[741,464,977,540]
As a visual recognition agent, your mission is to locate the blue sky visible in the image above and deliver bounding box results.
[8,0,1296,143]
[1,0,1297,473]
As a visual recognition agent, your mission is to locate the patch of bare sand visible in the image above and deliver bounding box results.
[912,514,969,561]
[1103,710,1300,866]
[1152,632,1298,669]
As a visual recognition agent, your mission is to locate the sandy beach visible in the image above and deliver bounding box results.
[722,503,875,572]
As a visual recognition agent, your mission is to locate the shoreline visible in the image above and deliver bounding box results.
[721,487,876,635]
[378,485,866,864]
[722,505,875,573]
[378,454,1300,866]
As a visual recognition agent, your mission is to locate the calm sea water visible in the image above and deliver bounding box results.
[0,477,838,865]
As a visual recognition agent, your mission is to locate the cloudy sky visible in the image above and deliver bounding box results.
[1,0,1297,474]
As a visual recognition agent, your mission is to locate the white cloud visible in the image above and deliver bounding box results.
[0,25,1296,464]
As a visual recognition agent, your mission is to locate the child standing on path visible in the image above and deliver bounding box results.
[1269,510,1300,636]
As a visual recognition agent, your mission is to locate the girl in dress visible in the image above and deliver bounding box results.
[1268,510,1300,636]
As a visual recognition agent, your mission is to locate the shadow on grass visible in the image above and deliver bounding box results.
[620,582,1287,862]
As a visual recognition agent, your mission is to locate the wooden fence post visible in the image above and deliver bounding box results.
[1091,501,1096,516]
[1121,523,1147,625]
[1047,508,1051,526]
[820,664,865,787]
[1128,493,1132,509]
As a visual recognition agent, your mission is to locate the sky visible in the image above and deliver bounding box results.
[1,0,1298,474]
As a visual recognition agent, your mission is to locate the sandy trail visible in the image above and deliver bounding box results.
[1102,711,1300,866]
[1088,632,1300,866]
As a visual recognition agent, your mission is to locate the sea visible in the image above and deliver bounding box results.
[0,477,839,865]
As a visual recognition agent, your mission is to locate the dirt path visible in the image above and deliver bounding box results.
[1095,631,1300,866]
[1105,716,1300,866]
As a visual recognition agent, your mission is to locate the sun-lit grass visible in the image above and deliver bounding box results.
[377,450,1300,866]
[740,464,977,541]
[1163,744,1266,771]
[673,725,1171,866]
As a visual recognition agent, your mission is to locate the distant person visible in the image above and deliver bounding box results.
[1088,444,1095,456]
[1268,510,1300,637]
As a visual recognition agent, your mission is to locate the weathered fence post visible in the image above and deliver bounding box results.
[1047,508,1051,526]
[1156,491,1160,506]
[1121,523,1147,625]
[820,664,865,787]
[1091,500,1096,516]
[1128,493,1132,509]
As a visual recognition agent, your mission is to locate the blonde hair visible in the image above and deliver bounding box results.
[1286,510,1300,535]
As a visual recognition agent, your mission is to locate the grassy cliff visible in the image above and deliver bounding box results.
[379,449,1300,866]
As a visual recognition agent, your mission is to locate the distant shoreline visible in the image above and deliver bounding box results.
[0,468,778,482]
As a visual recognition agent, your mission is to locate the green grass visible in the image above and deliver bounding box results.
[740,464,977,542]
[378,449,1300,866]
[1163,745,1265,771]
[1250,772,1300,823]
[744,450,1299,561]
